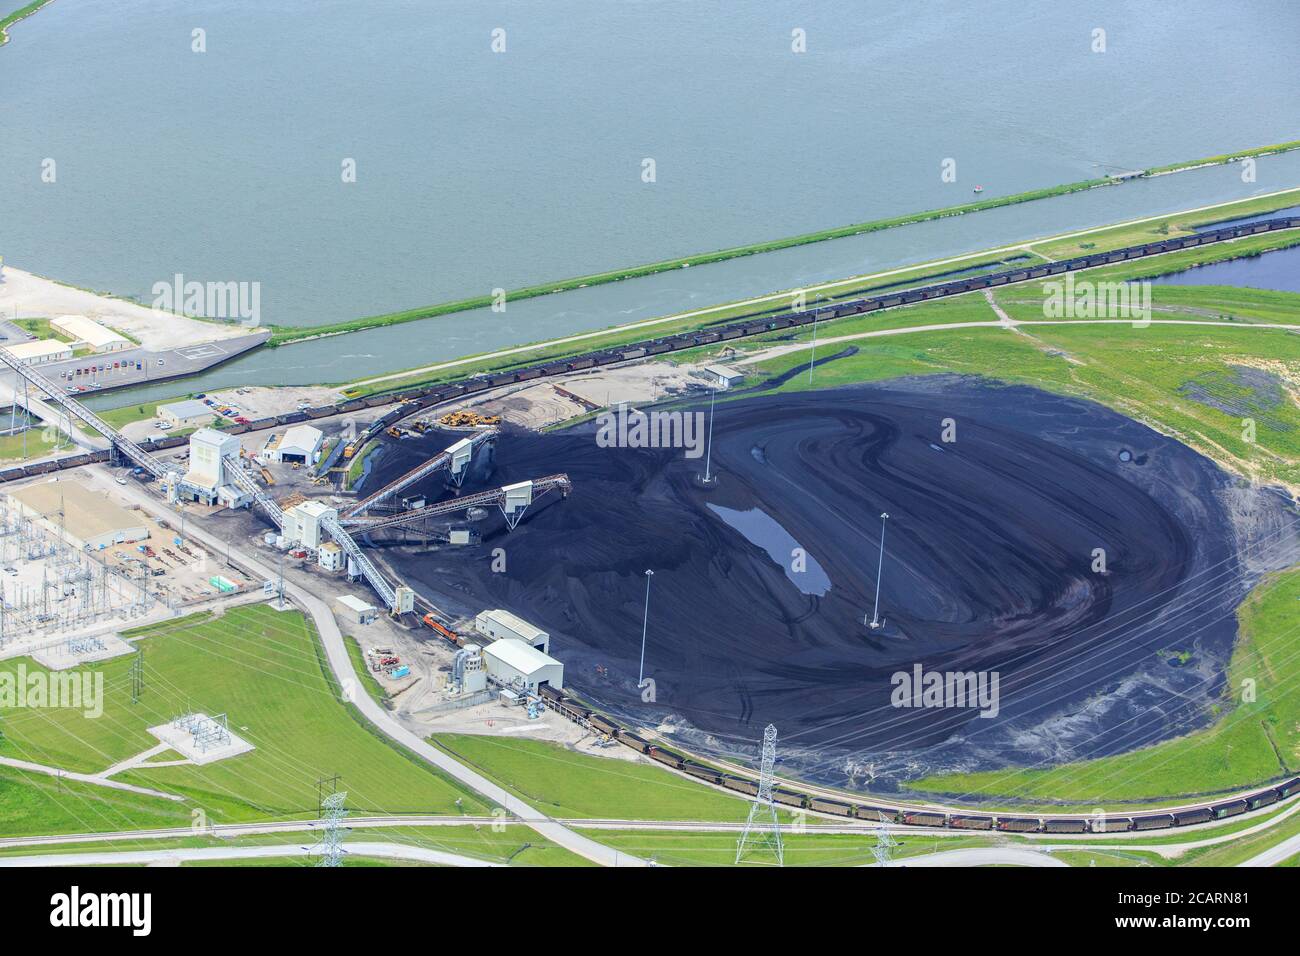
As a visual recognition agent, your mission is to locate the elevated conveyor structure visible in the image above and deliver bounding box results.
[0,345,405,610]
[0,345,167,475]
[220,461,397,609]
[344,428,497,517]
[341,473,571,533]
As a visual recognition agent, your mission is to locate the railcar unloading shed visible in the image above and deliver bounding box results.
[482,638,563,692]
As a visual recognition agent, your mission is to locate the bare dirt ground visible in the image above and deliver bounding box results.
[206,385,344,418]
[465,361,720,431]
[0,267,250,350]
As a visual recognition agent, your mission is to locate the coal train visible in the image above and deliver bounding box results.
[5,214,1296,491]
[532,685,1300,834]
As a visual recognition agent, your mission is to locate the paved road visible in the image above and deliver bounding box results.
[0,842,504,868]
[1239,831,1300,867]
[0,755,182,801]
[106,472,647,867]
[893,847,1069,867]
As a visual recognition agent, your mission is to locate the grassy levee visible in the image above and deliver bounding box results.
[267,182,1116,347]
[333,189,1300,401]
[0,0,55,47]
[1144,139,1300,176]
[0,604,489,826]
[266,150,1300,350]
[430,733,754,821]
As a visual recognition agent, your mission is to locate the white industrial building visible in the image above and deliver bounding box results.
[6,340,73,365]
[50,315,130,353]
[267,424,323,465]
[181,428,251,508]
[282,500,337,549]
[335,594,377,625]
[703,364,744,390]
[475,608,550,653]
[482,639,563,693]
[158,399,216,430]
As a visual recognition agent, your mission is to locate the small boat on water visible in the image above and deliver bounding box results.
[973,185,984,194]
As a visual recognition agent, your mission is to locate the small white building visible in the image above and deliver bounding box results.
[158,399,216,430]
[703,364,744,390]
[475,608,550,654]
[6,340,73,365]
[335,594,377,625]
[269,424,323,465]
[482,639,563,693]
[283,500,337,550]
[317,541,344,572]
[50,315,130,353]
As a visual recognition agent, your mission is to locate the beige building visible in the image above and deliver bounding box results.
[50,315,130,353]
[5,340,73,365]
[11,480,149,550]
[158,399,216,430]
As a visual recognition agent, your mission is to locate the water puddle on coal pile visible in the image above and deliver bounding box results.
[707,504,832,596]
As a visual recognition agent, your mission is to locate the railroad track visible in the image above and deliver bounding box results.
[5,214,1295,487]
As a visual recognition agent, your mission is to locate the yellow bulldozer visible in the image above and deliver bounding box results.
[438,409,501,428]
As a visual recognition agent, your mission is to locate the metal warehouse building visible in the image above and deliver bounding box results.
[482,639,563,693]
[50,315,130,353]
[474,608,550,653]
[268,424,323,464]
[10,480,149,550]
[158,399,216,430]
[6,340,73,365]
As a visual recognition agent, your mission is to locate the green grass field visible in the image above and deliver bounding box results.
[591,829,993,867]
[0,764,194,836]
[0,428,60,461]
[0,604,488,829]
[431,733,754,821]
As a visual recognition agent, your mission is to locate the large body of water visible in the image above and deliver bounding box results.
[2,0,1298,401]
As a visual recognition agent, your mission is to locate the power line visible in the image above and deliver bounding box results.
[735,723,783,866]
[312,791,349,867]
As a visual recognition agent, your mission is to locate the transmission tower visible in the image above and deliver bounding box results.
[870,812,899,867]
[734,723,783,866]
[312,791,349,867]
[129,648,144,704]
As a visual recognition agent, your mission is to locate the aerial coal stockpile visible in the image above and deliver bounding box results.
[384,378,1299,786]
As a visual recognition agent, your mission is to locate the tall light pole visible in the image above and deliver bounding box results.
[638,569,653,687]
[702,389,717,484]
[867,512,889,629]
[808,309,819,384]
